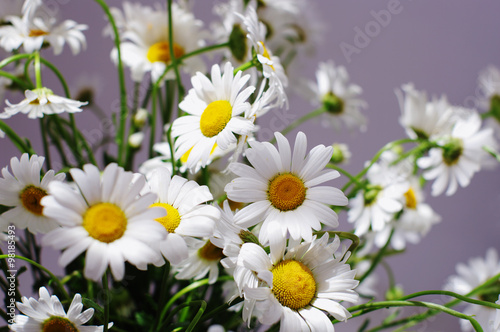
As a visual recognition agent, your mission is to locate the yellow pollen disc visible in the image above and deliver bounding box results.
[199,100,233,138]
[150,203,181,233]
[20,185,47,216]
[29,29,48,37]
[42,316,78,332]
[268,173,306,211]
[404,188,418,209]
[198,240,224,261]
[272,260,316,310]
[147,41,185,64]
[83,203,127,243]
[261,43,275,71]
[181,143,218,163]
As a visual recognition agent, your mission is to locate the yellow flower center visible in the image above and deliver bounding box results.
[181,143,218,163]
[83,203,127,243]
[272,260,316,310]
[268,173,306,211]
[20,185,47,216]
[29,29,48,37]
[147,41,185,64]
[404,188,418,209]
[261,42,275,71]
[199,100,233,138]
[42,316,78,332]
[198,240,224,261]
[150,202,181,233]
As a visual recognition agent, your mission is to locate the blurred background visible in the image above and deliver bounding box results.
[1,0,500,330]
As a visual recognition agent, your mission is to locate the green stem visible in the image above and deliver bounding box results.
[398,290,500,310]
[93,0,128,167]
[0,255,69,301]
[274,108,326,142]
[0,70,31,89]
[33,51,42,88]
[179,42,229,62]
[234,60,257,74]
[358,229,394,283]
[40,118,52,170]
[0,121,36,155]
[0,54,33,70]
[103,271,110,332]
[326,164,363,187]
[166,122,177,175]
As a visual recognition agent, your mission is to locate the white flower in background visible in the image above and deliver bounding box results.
[128,131,144,149]
[3,88,86,119]
[22,0,42,18]
[171,62,255,172]
[225,131,348,245]
[348,151,409,237]
[41,163,167,281]
[237,231,358,330]
[445,248,500,332]
[306,60,367,131]
[0,12,87,55]
[10,287,111,332]
[109,1,205,83]
[396,83,456,140]
[0,154,64,234]
[146,167,220,265]
[477,66,500,138]
[418,111,497,196]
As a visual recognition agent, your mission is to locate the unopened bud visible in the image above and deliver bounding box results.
[128,132,144,149]
[134,108,149,128]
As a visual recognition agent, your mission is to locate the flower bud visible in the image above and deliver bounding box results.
[134,108,149,128]
[128,132,144,149]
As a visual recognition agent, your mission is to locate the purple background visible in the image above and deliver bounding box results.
[2,0,500,330]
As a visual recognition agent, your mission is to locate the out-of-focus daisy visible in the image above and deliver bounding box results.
[145,167,220,265]
[171,62,255,172]
[330,143,351,164]
[418,111,497,196]
[348,151,409,237]
[477,66,500,137]
[445,248,500,331]
[0,154,64,234]
[109,1,205,83]
[237,231,358,330]
[10,286,111,331]
[41,163,167,281]
[3,88,86,119]
[22,0,42,18]
[396,83,456,140]
[225,131,348,245]
[0,12,87,55]
[306,60,367,131]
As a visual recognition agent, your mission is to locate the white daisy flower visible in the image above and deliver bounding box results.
[417,111,497,196]
[109,1,205,83]
[396,83,456,140]
[306,60,367,131]
[3,88,87,119]
[0,154,64,234]
[445,248,500,332]
[225,131,348,245]
[171,62,255,172]
[347,151,409,237]
[10,286,111,332]
[146,167,220,265]
[0,12,87,55]
[237,230,358,330]
[41,163,167,281]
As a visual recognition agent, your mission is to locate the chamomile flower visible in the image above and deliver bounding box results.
[109,2,205,83]
[225,131,348,245]
[418,111,497,196]
[0,154,64,234]
[146,167,220,265]
[41,163,167,281]
[10,286,111,332]
[445,248,500,331]
[0,12,87,55]
[306,60,367,131]
[171,62,255,172]
[3,88,86,119]
[237,231,358,331]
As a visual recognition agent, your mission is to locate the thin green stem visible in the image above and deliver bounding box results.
[398,290,500,310]
[180,42,229,62]
[274,108,326,142]
[103,271,110,332]
[234,60,257,74]
[40,118,52,170]
[0,54,33,70]
[0,70,31,89]
[33,51,42,88]
[326,164,363,187]
[359,229,394,283]
[0,121,36,155]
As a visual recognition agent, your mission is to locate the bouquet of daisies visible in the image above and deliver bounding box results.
[0,0,500,331]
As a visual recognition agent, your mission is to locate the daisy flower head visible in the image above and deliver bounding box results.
[0,153,64,234]
[171,62,256,172]
[109,1,205,83]
[41,163,167,281]
[445,248,500,331]
[307,60,367,131]
[225,131,348,245]
[146,167,220,265]
[3,88,87,119]
[237,230,359,331]
[396,83,456,140]
[10,286,111,332]
[417,110,497,196]
[0,11,87,55]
